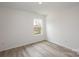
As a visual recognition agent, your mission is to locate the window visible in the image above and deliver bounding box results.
[32,19,43,35]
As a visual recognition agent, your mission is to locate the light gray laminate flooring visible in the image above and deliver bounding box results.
[0,40,79,57]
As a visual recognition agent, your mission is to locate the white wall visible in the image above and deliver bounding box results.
[0,7,46,52]
[46,7,79,52]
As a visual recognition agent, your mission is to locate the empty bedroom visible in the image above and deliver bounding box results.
[0,2,79,57]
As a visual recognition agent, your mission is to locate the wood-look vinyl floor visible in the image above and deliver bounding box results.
[0,40,79,57]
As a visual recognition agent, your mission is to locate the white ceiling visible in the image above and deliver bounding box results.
[0,2,79,15]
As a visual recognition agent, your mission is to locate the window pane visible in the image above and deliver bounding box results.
[33,19,42,35]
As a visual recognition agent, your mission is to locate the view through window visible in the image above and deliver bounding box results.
[32,19,43,35]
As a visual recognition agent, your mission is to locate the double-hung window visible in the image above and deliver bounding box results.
[33,19,43,35]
